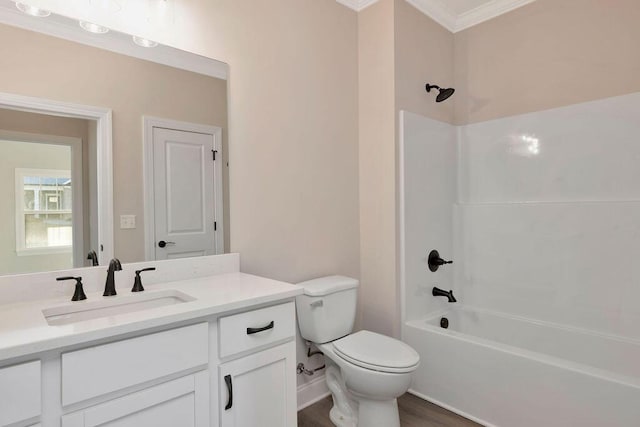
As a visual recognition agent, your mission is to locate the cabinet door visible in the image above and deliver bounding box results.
[220,343,296,427]
[62,371,209,427]
[0,361,41,426]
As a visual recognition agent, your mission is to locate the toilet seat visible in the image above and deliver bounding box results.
[332,330,420,374]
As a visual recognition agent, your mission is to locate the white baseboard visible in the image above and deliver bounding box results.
[297,375,330,411]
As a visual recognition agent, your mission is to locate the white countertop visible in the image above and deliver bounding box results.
[0,272,303,362]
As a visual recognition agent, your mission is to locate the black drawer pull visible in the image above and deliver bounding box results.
[224,374,233,410]
[246,321,275,335]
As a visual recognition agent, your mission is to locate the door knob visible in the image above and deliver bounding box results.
[158,240,175,248]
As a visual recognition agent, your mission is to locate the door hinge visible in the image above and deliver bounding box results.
[214,221,217,231]
[212,149,218,161]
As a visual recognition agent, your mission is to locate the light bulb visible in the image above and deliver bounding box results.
[15,2,51,17]
[79,21,109,34]
[133,36,158,48]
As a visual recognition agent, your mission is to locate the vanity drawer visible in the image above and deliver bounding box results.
[62,323,208,406]
[218,302,295,358]
[0,360,41,426]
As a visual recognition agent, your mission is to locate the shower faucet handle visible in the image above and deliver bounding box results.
[428,250,453,272]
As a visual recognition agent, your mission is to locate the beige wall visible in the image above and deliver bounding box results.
[395,0,454,124]
[358,0,396,335]
[357,0,454,337]
[454,0,640,125]
[0,23,228,262]
[0,109,89,139]
[204,1,361,284]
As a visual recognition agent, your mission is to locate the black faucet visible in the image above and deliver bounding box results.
[87,250,99,266]
[432,287,457,303]
[104,258,122,296]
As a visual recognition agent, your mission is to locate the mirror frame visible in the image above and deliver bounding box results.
[0,91,114,266]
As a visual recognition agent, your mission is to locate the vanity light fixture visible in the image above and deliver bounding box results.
[79,21,110,34]
[15,2,51,17]
[132,35,158,48]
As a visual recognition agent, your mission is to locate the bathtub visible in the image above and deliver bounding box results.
[403,306,640,427]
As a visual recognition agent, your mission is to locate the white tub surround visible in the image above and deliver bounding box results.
[0,254,302,427]
[398,111,457,324]
[400,93,640,427]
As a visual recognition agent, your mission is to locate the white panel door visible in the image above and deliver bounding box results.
[219,343,297,427]
[153,127,216,260]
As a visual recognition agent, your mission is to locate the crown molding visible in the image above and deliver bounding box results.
[336,0,381,12]
[337,0,536,32]
[0,0,228,80]
[404,0,456,32]
[456,0,536,31]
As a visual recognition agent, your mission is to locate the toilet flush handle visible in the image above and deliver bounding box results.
[310,300,324,308]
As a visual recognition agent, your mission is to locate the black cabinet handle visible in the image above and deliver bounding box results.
[246,321,274,335]
[224,374,233,410]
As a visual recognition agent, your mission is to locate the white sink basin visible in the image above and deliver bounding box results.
[43,290,196,326]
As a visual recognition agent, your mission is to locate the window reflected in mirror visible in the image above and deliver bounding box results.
[1,118,90,275]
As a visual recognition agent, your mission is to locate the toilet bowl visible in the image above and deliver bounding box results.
[318,331,419,427]
[296,276,420,427]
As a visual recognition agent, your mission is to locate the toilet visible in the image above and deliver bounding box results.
[296,276,419,427]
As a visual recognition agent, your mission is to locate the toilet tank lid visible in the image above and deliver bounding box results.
[296,275,359,296]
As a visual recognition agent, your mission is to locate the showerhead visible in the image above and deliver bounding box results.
[436,87,455,102]
[425,83,455,103]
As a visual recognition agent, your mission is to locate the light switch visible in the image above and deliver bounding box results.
[120,215,136,229]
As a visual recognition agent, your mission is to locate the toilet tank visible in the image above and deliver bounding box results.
[295,276,358,344]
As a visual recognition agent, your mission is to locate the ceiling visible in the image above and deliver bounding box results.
[336,0,536,32]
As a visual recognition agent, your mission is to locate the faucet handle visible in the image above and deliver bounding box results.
[428,250,453,272]
[57,276,87,302]
[86,250,99,266]
[132,267,156,292]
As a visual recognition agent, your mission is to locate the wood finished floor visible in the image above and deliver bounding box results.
[298,393,480,427]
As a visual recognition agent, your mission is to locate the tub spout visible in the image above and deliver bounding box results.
[432,287,457,303]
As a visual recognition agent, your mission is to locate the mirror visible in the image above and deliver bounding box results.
[0,0,229,276]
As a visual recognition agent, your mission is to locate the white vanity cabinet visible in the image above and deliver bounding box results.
[0,296,299,427]
[0,361,41,426]
[217,302,297,427]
